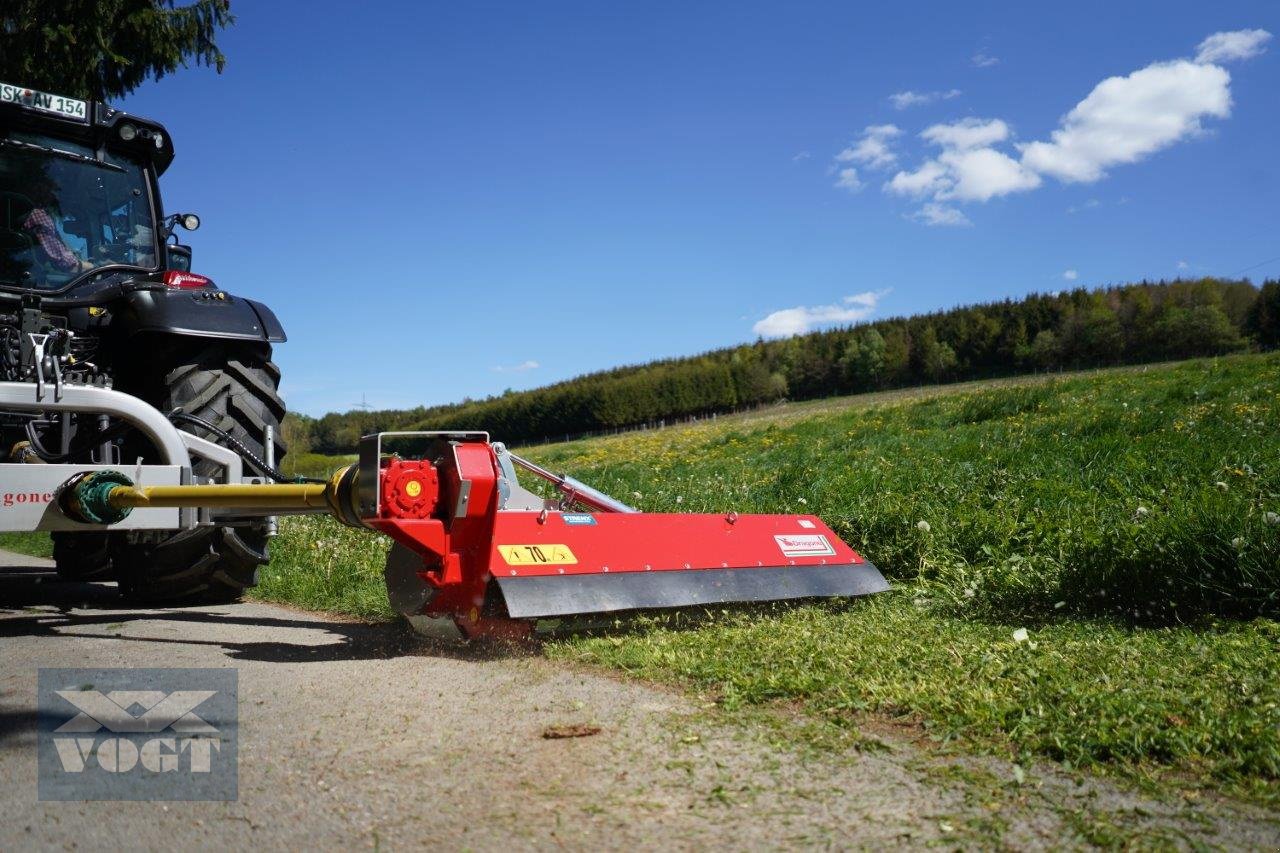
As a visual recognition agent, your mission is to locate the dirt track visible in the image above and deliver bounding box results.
[1,551,1275,851]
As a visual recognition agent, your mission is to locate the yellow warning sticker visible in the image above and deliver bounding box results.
[498,544,578,566]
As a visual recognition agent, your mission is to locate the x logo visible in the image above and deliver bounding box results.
[54,690,218,734]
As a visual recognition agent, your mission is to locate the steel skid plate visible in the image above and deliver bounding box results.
[488,511,888,619]
[496,563,887,618]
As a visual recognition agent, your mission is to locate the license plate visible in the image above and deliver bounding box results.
[0,82,88,123]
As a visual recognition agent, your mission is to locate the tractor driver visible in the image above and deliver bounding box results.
[21,189,94,275]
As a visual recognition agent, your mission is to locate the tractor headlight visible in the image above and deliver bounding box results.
[118,123,137,141]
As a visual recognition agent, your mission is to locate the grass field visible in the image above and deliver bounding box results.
[251,354,1280,801]
[5,356,1274,800]
[529,355,1279,623]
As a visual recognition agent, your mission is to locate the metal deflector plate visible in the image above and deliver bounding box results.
[494,562,889,619]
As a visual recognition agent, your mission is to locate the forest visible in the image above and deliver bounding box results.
[285,278,1280,453]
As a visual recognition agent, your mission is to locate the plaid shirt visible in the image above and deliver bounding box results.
[23,208,80,271]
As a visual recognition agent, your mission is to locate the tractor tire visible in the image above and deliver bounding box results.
[52,532,114,582]
[112,342,286,603]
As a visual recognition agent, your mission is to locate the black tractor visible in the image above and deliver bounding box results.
[0,81,287,602]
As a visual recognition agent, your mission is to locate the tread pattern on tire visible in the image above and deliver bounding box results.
[113,342,286,604]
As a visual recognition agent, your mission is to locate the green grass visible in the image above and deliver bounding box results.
[257,515,393,619]
[0,531,52,558]
[252,353,1280,796]
[279,451,356,480]
[529,353,1280,622]
[547,595,1279,799]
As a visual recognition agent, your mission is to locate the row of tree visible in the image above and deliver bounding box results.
[287,278,1280,453]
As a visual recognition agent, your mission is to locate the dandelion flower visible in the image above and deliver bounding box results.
[916,520,931,533]
[798,497,808,505]
[963,588,975,599]
[1214,481,1228,492]
[1135,506,1150,518]
[675,495,683,504]
[1012,628,1029,643]
[1265,512,1279,526]
[1231,537,1245,548]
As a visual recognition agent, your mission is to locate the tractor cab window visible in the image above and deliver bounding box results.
[0,131,159,290]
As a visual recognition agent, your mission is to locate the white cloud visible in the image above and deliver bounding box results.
[1066,198,1101,214]
[889,89,962,110]
[910,203,972,227]
[885,160,949,198]
[834,167,862,191]
[834,124,902,170]
[1177,260,1190,270]
[491,360,540,373]
[922,117,1010,150]
[792,151,812,162]
[1019,60,1231,183]
[937,147,1041,201]
[972,51,1000,68]
[1063,269,1078,281]
[862,29,1260,227]
[889,91,930,110]
[1195,29,1272,64]
[753,291,884,338]
[887,120,1039,203]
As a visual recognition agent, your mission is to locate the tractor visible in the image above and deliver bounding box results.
[1,82,286,602]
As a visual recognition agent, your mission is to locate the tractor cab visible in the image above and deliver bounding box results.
[0,82,192,293]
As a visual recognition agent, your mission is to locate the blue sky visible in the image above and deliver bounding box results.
[116,1,1278,416]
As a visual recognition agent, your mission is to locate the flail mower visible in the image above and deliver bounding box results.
[55,430,888,638]
[0,81,888,638]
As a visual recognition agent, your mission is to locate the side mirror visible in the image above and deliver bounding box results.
[167,244,192,272]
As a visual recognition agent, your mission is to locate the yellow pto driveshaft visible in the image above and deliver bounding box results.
[58,468,359,526]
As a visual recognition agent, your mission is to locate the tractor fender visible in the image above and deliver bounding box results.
[114,288,287,343]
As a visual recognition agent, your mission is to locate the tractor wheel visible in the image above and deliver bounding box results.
[112,342,286,603]
[52,532,114,581]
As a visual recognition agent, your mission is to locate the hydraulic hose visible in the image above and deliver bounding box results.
[166,409,325,484]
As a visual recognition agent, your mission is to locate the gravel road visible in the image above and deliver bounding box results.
[1,550,1275,850]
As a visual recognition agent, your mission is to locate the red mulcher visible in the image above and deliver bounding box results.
[63,431,890,639]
